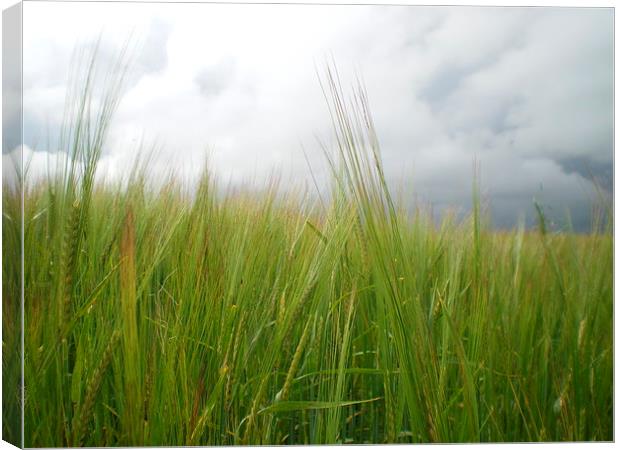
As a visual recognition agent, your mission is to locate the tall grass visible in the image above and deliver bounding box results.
[4,53,613,446]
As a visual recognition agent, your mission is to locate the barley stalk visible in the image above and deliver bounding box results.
[120,206,142,444]
[225,313,245,410]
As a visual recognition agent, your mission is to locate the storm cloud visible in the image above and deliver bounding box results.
[19,2,613,231]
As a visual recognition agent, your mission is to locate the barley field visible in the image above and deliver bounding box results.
[2,61,613,446]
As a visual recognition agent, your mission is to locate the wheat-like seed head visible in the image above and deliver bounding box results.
[73,329,120,446]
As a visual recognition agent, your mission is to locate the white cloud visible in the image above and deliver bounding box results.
[20,3,613,230]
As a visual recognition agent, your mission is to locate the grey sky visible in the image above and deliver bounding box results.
[16,2,614,231]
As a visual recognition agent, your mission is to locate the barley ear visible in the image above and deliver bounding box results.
[59,199,81,334]
[73,330,120,446]
[276,318,312,402]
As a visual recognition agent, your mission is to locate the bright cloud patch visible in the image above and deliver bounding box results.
[20,2,613,231]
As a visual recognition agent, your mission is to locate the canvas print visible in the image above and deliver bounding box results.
[2,1,613,447]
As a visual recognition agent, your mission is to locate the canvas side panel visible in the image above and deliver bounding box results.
[3,3,23,448]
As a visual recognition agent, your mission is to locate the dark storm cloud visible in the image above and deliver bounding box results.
[557,155,613,192]
[379,7,613,232]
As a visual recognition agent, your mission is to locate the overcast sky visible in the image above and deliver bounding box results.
[15,2,614,231]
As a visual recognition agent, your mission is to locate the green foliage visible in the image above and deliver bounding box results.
[5,57,612,446]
